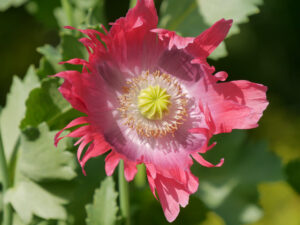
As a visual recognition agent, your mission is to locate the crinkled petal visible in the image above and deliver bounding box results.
[54,117,88,146]
[54,71,88,113]
[55,118,111,175]
[124,160,138,181]
[152,28,194,50]
[201,80,268,134]
[187,19,233,58]
[146,166,199,222]
[110,0,157,34]
[105,151,121,176]
[104,151,138,181]
[188,62,268,134]
[192,153,224,167]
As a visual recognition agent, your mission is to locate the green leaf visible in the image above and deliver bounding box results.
[249,182,300,225]
[0,66,39,163]
[197,0,262,37]
[5,180,68,224]
[64,155,107,225]
[54,0,106,30]
[285,159,300,194]
[37,45,64,73]
[36,57,57,80]
[86,177,119,225]
[193,131,283,225]
[20,78,81,130]
[62,34,87,61]
[73,0,106,27]
[61,33,88,71]
[0,0,28,11]
[18,123,76,182]
[159,0,263,59]
[3,123,77,224]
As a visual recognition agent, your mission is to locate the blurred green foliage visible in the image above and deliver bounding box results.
[0,0,299,225]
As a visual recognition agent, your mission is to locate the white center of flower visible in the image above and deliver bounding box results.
[118,71,188,138]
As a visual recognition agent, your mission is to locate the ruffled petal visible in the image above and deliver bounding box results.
[146,166,199,222]
[202,80,268,134]
[104,151,138,181]
[55,118,112,175]
[192,153,224,167]
[187,19,233,58]
[110,0,157,35]
[124,160,138,181]
[54,71,88,114]
[105,151,121,176]
[54,117,88,146]
[152,28,194,50]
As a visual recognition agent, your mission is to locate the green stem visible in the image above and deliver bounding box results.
[0,131,12,225]
[118,160,130,225]
[129,0,137,8]
[134,164,146,188]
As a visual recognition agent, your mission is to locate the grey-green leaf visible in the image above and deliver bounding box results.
[86,177,119,225]
[0,65,39,163]
[18,123,76,182]
[5,180,68,224]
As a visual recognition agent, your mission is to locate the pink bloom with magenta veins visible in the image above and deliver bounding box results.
[54,0,268,222]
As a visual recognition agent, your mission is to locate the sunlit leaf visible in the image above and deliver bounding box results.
[20,78,81,131]
[0,0,28,11]
[18,123,76,182]
[37,45,64,72]
[73,0,106,27]
[61,154,107,225]
[86,177,119,225]
[5,180,68,224]
[249,182,300,225]
[193,131,283,225]
[159,0,263,59]
[0,66,39,163]
[54,0,106,31]
[36,57,57,80]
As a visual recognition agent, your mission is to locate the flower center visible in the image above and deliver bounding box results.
[118,71,188,138]
[138,85,171,120]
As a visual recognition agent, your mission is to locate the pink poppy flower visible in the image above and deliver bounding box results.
[54,0,268,222]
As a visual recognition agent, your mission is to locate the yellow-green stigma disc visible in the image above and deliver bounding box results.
[138,85,171,120]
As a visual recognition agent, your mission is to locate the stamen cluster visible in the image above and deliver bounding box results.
[118,71,188,138]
